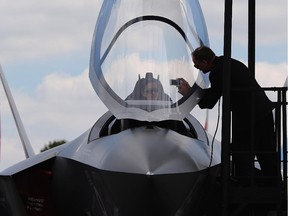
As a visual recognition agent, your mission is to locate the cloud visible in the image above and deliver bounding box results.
[256,0,288,45]
[22,69,107,144]
[2,0,286,64]
[200,0,287,52]
[0,67,108,170]
[0,0,102,63]
[256,62,288,87]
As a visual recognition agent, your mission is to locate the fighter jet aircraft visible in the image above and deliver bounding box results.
[0,0,221,215]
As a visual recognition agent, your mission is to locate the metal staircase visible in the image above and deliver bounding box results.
[222,87,287,216]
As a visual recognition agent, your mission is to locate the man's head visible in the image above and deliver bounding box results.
[192,46,215,73]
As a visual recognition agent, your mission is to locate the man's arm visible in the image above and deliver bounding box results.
[198,88,220,109]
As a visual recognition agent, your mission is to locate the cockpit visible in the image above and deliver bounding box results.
[89,0,210,122]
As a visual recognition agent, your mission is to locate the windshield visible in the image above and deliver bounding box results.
[90,0,209,121]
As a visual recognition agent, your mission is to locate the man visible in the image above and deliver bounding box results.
[179,46,279,185]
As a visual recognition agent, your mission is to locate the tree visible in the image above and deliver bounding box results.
[40,139,66,152]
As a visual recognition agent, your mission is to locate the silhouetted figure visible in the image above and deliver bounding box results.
[179,46,279,186]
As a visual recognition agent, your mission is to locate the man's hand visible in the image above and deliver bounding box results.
[177,78,191,95]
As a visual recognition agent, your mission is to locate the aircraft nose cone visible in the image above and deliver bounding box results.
[80,126,211,175]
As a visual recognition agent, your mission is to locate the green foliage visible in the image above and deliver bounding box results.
[40,139,66,152]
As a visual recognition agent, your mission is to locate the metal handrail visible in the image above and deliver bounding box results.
[222,87,287,216]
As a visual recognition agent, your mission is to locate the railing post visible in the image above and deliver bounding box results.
[222,0,233,215]
[282,87,287,209]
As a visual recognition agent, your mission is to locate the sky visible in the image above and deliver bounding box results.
[0,0,287,171]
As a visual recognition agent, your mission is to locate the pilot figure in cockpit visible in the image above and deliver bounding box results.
[113,72,188,137]
[126,72,171,101]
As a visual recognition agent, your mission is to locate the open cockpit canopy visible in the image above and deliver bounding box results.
[89,0,209,121]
